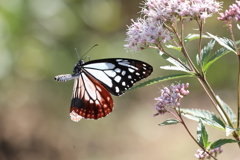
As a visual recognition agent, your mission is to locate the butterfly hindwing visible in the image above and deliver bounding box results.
[70,71,113,120]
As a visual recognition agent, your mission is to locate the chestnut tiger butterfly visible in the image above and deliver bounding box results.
[55,56,153,122]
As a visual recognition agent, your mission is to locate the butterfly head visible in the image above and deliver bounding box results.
[73,59,85,73]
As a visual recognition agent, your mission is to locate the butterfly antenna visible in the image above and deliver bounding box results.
[78,44,98,60]
[75,48,80,60]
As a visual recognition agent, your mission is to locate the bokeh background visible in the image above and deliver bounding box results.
[0,0,239,159]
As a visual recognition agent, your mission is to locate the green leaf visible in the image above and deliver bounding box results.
[129,73,195,91]
[237,24,240,30]
[225,126,236,136]
[160,65,192,72]
[236,40,240,45]
[159,119,180,126]
[197,119,210,148]
[216,96,236,124]
[184,34,210,43]
[209,139,239,150]
[201,39,240,72]
[207,33,236,54]
[159,50,190,72]
[196,53,200,66]
[166,45,182,51]
[200,39,215,68]
[181,108,225,130]
[203,47,230,72]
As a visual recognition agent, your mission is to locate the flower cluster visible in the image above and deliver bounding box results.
[125,0,222,52]
[194,147,223,159]
[142,0,222,22]
[154,83,189,116]
[218,1,240,22]
[124,18,171,51]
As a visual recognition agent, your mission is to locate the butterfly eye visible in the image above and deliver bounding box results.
[73,62,83,73]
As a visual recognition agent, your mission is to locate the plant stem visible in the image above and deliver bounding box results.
[154,42,192,71]
[178,112,217,160]
[200,76,231,125]
[180,20,240,142]
[237,54,240,131]
[196,20,204,75]
[198,74,240,143]
[175,20,199,74]
[228,23,240,130]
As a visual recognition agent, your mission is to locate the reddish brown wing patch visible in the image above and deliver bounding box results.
[70,71,114,121]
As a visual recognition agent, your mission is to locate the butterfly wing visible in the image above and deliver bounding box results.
[55,58,152,121]
[70,70,114,121]
[82,58,153,96]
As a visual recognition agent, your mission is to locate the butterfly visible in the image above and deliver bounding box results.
[55,58,153,122]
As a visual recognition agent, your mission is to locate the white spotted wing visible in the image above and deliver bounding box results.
[55,58,153,121]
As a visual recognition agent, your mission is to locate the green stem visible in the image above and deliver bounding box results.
[198,74,240,143]
[180,19,239,141]
[176,20,229,125]
[228,23,240,130]
[154,42,192,71]
[196,20,204,75]
[175,19,199,73]
[199,76,231,125]
[227,22,240,143]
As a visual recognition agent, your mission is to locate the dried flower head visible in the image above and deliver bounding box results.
[218,1,240,23]
[154,83,189,116]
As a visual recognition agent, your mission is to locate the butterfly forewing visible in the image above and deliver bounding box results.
[70,71,113,120]
[83,58,153,96]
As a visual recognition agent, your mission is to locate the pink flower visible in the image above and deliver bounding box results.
[194,147,223,159]
[143,0,222,21]
[154,83,189,116]
[218,1,240,22]
[124,18,171,52]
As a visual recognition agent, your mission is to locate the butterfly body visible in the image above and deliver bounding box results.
[55,58,153,121]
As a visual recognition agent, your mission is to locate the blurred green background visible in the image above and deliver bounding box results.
[0,0,239,159]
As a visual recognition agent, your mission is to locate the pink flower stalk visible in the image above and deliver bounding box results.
[218,1,240,22]
[125,0,222,52]
[194,147,223,159]
[154,83,189,116]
